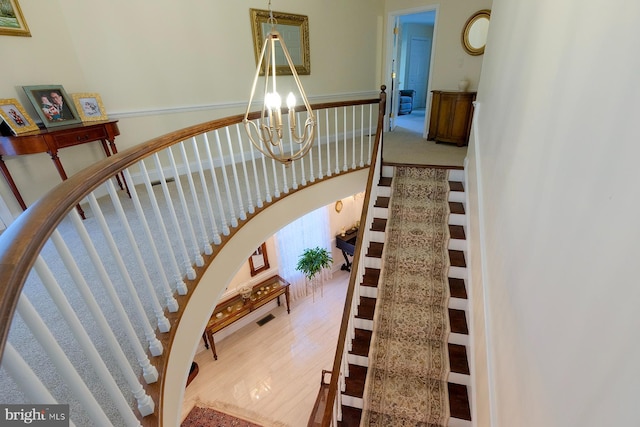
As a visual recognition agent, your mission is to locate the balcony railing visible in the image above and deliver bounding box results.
[0,87,386,426]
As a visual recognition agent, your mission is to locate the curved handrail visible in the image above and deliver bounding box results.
[0,90,386,426]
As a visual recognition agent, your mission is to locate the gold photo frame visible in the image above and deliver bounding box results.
[250,8,310,76]
[23,84,82,128]
[72,93,108,122]
[0,0,31,37]
[0,98,39,135]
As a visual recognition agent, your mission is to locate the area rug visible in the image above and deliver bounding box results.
[361,167,451,426]
[181,400,289,427]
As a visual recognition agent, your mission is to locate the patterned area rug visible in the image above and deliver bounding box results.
[181,406,263,426]
[361,167,451,426]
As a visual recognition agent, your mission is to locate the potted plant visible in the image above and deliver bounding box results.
[296,246,333,300]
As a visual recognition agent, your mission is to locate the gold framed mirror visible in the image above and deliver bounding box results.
[250,8,310,75]
[462,9,491,56]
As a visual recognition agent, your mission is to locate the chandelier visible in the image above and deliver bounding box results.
[243,4,315,165]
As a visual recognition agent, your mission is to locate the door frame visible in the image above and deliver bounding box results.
[384,4,439,137]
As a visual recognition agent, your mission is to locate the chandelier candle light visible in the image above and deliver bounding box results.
[243,4,315,165]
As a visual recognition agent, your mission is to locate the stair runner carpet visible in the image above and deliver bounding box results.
[361,167,451,426]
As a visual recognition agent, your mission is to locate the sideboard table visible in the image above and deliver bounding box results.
[203,274,291,360]
[0,120,126,218]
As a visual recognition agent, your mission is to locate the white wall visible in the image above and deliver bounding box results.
[467,0,640,426]
[0,0,383,211]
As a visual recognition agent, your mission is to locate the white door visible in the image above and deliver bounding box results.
[406,37,432,108]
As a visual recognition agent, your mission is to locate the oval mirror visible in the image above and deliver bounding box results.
[462,9,491,56]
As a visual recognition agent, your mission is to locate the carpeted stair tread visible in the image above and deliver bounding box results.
[367,242,384,258]
[448,278,468,299]
[370,218,387,232]
[449,309,469,335]
[375,196,390,209]
[449,249,466,267]
[361,268,380,287]
[448,383,472,421]
[448,343,470,375]
[448,181,464,192]
[379,177,392,187]
[356,296,376,320]
[449,224,466,240]
[344,364,367,398]
[374,301,449,342]
[449,201,465,215]
[350,328,372,357]
[368,336,449,380]
[338,406,362,427]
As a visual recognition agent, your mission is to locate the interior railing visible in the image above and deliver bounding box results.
[0,87,386,426]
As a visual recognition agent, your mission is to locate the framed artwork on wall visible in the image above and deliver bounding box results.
[0,98,39,134]
[0,0,30,37]
[71,93,108,122]
[23,85,82,128]
[249,242,270,276]
[250,8,310,76]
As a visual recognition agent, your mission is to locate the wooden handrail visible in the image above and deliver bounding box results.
[313,86,387,426]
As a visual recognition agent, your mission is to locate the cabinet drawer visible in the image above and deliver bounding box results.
[52,127,108,148]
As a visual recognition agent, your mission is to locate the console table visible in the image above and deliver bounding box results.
[0,120,126,219]
[336,227,358,271]
[203,274,291,360]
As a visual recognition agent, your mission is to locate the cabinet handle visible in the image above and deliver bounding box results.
[76,135,89,142]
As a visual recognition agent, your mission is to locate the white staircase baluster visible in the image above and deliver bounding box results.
[191,137,222,244]
[243,125,265,208]
[202,132,231,235]
[224,127,247,220]
[325,109,332,177]
[213,129,239,227]
[166,146,206,264]
[151,154,199,273]
[16,295,113,426]
[2,344,78,427]
[343,107,348,172]
[104,180,173,329]
[33,257,146,426]
[352,106,357,169]
[49,230,155,415]
[234,124,256,213]
[123,168,186,298]
[298,111,309,185]
[69,212,160,379]
[335,108,340,175]
[180,137,213,255]
[281,160,289,194]
[130,164,192,288]
[270,154,280,198]
[359,105,365,167]
[367,104,373,166]
[86,193,164,355]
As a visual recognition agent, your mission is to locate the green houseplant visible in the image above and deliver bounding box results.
[296,246,333,300]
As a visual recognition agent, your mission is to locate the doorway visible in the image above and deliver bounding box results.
[386,8,437,137]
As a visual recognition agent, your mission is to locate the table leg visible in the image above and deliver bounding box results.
[201,332,209,349]
[106,138,130,198]
[0,156,27,210]
[285,287,291,314]
[206,330,217,360]
[48,151,85,219]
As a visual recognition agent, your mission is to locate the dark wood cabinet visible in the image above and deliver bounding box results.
[428,91,477,146]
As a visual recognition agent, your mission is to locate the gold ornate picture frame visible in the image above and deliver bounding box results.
[22,84,82,128]
[72,92,108,122]
[0,98,39,134]
[250,8,310,76]
[0,0,31,37]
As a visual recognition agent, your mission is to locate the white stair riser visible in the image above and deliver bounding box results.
[449,418,473,427]
[354,318,373,331]
[373,207,388,219]
[448,266,468,280]
[347,353,369,367]
[448,238,466,251]
[449,333,469,346]
[449,191,465,203]
[448,372,471,387]
[449,213,466,226]
[448,169,464,182]
[381,165,394,178]
[369,230,386,242]
[364,257,382,269]
[342,395,363,409]
[360,285,378,299]
[377,186,391,197]
[449,297,467,311]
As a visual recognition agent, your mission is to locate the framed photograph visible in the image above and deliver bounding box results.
[249,242,270,276]
[22,85,82,128]
[0,0,31,37]
[0,98,39,134]
[71,92,108,122]
[250,8,310,76]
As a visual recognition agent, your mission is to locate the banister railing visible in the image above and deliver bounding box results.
[0,87,386,426]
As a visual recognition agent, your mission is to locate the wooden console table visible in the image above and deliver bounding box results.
[336,227,358,272]
[203,274,291,360]
[0,120,126,218]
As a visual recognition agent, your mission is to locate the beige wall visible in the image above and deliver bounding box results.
[0,0,383,211]
[467,0,640,426]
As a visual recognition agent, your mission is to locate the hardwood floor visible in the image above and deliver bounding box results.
[181,271,350,427]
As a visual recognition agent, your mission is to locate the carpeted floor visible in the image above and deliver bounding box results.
[361,167,451,426]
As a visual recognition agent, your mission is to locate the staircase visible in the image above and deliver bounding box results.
[339,165,472,426]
